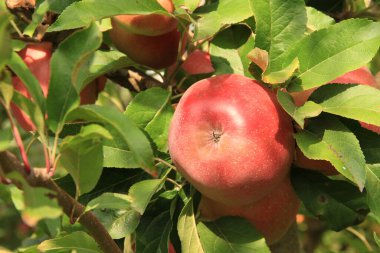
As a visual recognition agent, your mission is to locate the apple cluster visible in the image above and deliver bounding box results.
[168,74,300,245]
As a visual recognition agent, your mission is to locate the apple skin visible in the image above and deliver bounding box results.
[79,76,107,105]
[168,74,295,206]
[181,49,215,75]
[112,0,177,36]
[11,42,106,132]
[109,0,180,69]
[199,178,300,245]
[109,23,180,69]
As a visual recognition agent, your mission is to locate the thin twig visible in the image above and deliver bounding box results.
[346,227,373,252]
[154,157,177,171]
[0,99,31,174]
[0,151,122,253]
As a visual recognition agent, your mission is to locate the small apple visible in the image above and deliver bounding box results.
[11,42,52,132]
[111,0,177,36]
[11,42,106,132]
[109,0,180,69]
[199,178,300,245]
[79,76,107,105]
[294,147,337,175]
[181,49,215,75]
[169,74,295,206]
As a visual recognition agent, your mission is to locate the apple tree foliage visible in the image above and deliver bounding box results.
[0,0,380,252]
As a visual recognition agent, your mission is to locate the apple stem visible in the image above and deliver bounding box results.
[0,99,31,174]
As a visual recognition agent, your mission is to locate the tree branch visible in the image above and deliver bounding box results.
[106,67,163,92]
[0,151,122,253]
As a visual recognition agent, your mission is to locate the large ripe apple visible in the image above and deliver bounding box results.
[199,178,300,245]
[11,42,106,132]
[168,74,295,206]
[109,0,180,69]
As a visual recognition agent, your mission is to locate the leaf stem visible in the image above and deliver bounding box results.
[154,157,177,171]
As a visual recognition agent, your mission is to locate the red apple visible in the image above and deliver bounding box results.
[11,42,52,132]
[109,26,180,69]
[11,42,106,132]
[112,0,177,36]
[109,0,180,69]
[199,178,300,245]
[181,49,214,75]
[79,76,107,105]
[294,147,337,175]
[168,74,295,206]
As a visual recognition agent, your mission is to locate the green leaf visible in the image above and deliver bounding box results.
[342,119,380,164]
[125,87,173,152]
[177,199,205,253]
[6,172,62,225]
[310,84,380,127]
[47,22,102,133]
[93,208,140,239]
[67,105,154,169]
[305,7,335,33]
[277,90,322,128]
[23,0,52,37]
[0,71,13,107]
[103,146,139,168]
[0,126,14,152]
[289,19,380,91]
[8,52,45,113]
[173,0,201,12]
[251,0,306,83]
[210,25,254,76]
[37,231,101,252]
[292,170,368,231]
[0,6,11,71]
[375,232,380,247]
[366,164,380,220]
[48,0,80,13]
[135,211,173,253]
[60,124,111,196]
[85,192,132,213]
[75,50,133,91]
[197,217,270,253]
[195,0,254,40]
[129,179,163,214]
[12,91,45,133]
[295,116,366,189]
[48,0,168,32]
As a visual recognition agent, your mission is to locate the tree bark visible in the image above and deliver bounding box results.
[0,151,121,253]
